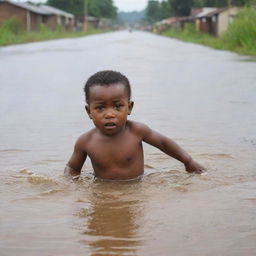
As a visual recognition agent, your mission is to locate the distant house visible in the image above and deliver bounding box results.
[0,0,49,31]
[87,16,100,28]
[76,15,100,31]
[39,5,74,31]
[154,16,194,33]
[76,15,111,31]
[195,7,241,36]
[154,17,179,33]
[0,0,74,31]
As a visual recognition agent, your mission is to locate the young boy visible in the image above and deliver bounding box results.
[64,70,205,180]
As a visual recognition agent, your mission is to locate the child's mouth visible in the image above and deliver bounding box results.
[104,122,117,129]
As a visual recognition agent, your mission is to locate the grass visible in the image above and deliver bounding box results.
[159,7,256,56]
[0,19,106,46]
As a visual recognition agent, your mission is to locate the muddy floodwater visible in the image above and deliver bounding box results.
[0,31,256,256]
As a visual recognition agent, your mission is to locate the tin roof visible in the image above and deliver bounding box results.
[196,8,217,18]
[0,1,74,17]
[39,5,74,18]
[205,8,226,17]
[0,0,51,15]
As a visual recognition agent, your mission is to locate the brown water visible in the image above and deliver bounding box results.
[0,31,256,256]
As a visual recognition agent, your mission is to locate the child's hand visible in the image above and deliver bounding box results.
[185,159,205,174]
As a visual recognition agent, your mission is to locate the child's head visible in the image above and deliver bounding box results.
[84,71,134,135]
[84,70,131,104]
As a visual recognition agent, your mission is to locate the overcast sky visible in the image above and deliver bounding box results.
[114,0,147,12]
[18,0,148,12]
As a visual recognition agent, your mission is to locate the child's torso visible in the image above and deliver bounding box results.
[85,127,144,180]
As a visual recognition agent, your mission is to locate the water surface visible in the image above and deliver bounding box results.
[0,31,256,256]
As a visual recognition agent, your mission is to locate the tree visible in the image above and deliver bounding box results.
[47,0,84,15]
[193,0,252,7]
[231,0,253,5]
[168,0,194,16]
[47,0,117,18]
[193,0,204,7]
[145,0,161,23]
[159,0,173,19]
[88,0,117,18]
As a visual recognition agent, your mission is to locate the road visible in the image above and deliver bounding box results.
[0,31,256,256]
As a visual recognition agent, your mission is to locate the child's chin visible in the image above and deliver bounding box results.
[101,127,121,135]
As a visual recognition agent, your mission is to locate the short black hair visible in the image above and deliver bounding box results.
[84,70,131,103]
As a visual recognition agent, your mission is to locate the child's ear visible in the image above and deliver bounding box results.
[128,101,134,115]
[85,105,92,119]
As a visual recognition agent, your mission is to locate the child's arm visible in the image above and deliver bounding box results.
[136,123,205,173]
[64,137,87,176]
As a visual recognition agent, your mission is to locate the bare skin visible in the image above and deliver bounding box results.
[64,83,205,180]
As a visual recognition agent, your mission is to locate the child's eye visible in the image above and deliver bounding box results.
[115,104,123,110]
[95,106,104,110]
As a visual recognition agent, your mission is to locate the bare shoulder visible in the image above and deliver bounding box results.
[75,128,96,148]
[127,120,152,139]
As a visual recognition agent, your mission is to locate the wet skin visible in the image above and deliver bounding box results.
[65,83,205,180]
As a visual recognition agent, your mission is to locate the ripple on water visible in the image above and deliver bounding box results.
[0,149,30,153]
[27,174,59,185]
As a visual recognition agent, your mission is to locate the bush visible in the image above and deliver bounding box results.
[0,18,24,34]
[0,18,105,46]
[220,7,256,54]
[0,18,24,44]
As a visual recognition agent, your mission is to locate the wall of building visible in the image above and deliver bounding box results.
[0,2,74,31]
[0,2,45,31]
[199,17,211,34]
[44,15,57,30]
[30,11,43,30]
[217,7,240,36]
[0,2,27,27]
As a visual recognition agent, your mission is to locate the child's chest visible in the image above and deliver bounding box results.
[85,132,143,166]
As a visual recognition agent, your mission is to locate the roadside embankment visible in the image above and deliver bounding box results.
[0,19,105,46]
[160,7,256,56]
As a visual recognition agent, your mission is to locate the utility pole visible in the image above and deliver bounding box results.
[83,0,88,32]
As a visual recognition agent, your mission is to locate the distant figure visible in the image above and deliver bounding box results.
[64,71,205,180]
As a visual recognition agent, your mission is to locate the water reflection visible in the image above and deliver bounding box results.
[79,179,145,255]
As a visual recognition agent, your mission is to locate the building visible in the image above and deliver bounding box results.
[196,7,241,37]
[0,0,74,31]
[39,5,74,31]
[76,15,100,31]
[0,0,49,31]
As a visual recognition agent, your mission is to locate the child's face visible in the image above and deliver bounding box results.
[86,83,133,135]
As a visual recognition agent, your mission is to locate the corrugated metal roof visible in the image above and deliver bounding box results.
[0,0,51,15]
[205,8,226,17]
[196,8,217,18]
[39,5,74,18]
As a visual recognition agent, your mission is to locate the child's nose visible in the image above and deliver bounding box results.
[104,109,115,118]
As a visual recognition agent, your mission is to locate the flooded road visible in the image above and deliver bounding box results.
[0,31,256,256]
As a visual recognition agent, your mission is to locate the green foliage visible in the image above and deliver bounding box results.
[0,18,24,45]
[39,23,49,33]
[0,18,24,34]
[47,0,84,15]
[168,0,193,16]
[193,0,205,7]
[195,0,250,7]
[145,0,161,23]
[46,0,117,18]
[159,0,173,19]
[0,19,105,46]
[88,0,117,18]
[220,7,256,54]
